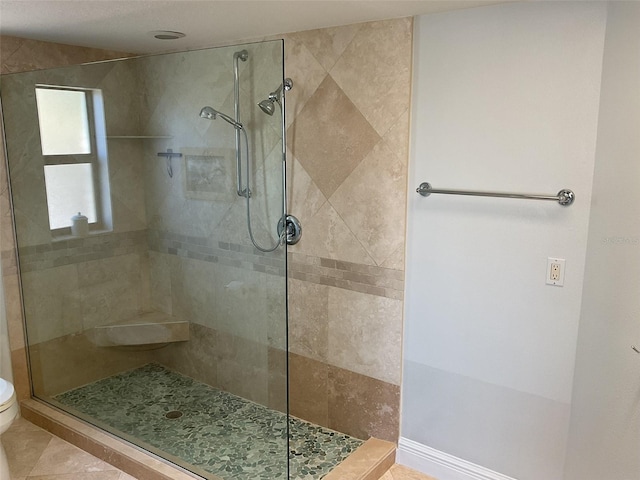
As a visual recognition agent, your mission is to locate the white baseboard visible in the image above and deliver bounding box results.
[397,437,518,480]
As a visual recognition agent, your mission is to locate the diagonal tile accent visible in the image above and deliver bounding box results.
[286,153,327,223]
[289,201,375,266]
[330,18,413,137]
[381,108,411,167]
[380,244,405,271]
[329,140,407,266]
[283,34,328,129]
[287,75,380,199]
[290,23,363,72]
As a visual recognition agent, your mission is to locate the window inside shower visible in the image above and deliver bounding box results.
[35,85,111,234]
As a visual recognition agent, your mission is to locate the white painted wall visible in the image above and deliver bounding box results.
[401,2,608,479]
[564,2,640,479]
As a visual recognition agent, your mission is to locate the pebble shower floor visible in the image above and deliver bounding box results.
[54,364,363,479]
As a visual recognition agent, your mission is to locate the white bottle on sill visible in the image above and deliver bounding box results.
[71,212,89,237]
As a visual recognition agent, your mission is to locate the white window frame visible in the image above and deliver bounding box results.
[36,84,113,236]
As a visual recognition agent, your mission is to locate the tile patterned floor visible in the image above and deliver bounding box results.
[2,417,135,480]
[54,363,363,480]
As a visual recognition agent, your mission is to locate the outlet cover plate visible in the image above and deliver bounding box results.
[546,257,565,286]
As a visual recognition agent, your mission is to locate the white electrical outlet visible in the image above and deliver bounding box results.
[546,258,565,286]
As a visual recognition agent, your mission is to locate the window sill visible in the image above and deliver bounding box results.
[51,229,113,242]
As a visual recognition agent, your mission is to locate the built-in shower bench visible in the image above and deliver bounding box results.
[86,311,189,348]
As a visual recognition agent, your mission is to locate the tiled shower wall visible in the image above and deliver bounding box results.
[138,41,289,409]
[282,19,412,442]
[0,16,412,443]
[1,55,157,396]
[0,35,132,401]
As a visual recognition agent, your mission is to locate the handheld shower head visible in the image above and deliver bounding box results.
[199,106,243,129]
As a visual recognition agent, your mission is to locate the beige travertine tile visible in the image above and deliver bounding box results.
[27,472,123,479]
[265,270,287,350]
[28,436,116,476]
[328,287,402,385]
[29,333,154,397]
[169,255,218,329]
[155,322,218,387]
[381,108,411,167]
[381,245,405,271]
[77,253,146,330]
[331,18,413,137]
[282,33,328,128]
[328,366,400,442]
[380,464,438,480]
[148,251,172,314]
[215,330,269,405]
[210,197,270,248]
[289,353,329,426]
[285,155,327,225]
[118,472,138,480]
[4,274,25,351]
[267,347,287,412]
[9,348,30,401]
[290,201,376,266]
[290,23,363,72]
[209,265,268,344]
[3,418,141,480]
[287,75,380,199]
[329,140,407,266]
[323,437,395,480]
[0,35,127,74]
[2,417,53,478]
[21,265,82,344]
[0,35,24,64]
[288,278,329,362]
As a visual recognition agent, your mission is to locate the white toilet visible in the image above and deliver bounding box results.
[0,377,18,479]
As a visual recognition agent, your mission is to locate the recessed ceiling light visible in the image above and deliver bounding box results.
[148,31,186,40]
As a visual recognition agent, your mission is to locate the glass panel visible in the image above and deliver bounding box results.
[44,163,97,228]
[1,41,290,480]
[35,87,91,155]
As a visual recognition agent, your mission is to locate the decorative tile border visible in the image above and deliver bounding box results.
[16,230,148,273]
[147,230,286,278]
[288,252,404,300]
[14,228,403,298]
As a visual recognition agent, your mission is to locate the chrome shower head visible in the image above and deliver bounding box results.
[258,99,276,116]
[199,106,243,129]
[257,78,293,116]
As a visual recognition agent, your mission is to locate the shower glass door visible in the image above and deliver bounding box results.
[1,41,288,479]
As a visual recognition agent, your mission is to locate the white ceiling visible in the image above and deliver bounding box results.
[0,0,506,54]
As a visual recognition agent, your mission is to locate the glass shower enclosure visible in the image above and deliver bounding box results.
[1,41,290,478]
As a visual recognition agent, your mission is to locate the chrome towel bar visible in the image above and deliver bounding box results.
[416,182,575,206]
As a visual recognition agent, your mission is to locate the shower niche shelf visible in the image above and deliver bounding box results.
[86,310,189,348]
